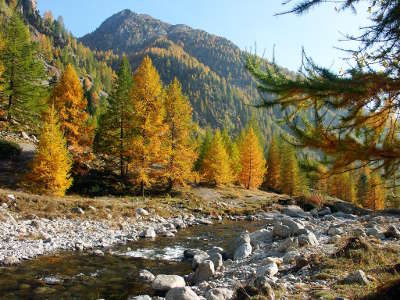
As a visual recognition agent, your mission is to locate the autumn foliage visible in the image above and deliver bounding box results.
[164,78,196,188]
[264,136,280,191]
[128,56,168,194]
[25,106,72,196]
[52,64,93,169]
[201,130,232,185]
[238,126,266,189]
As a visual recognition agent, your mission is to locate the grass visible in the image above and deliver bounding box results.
[308,236,400,299]
[0,185,280,221]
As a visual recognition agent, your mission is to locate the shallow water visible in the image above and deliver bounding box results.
[0,220,264,300]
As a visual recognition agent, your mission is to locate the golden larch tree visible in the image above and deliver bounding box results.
[164,77,196,189]
[365,173,386,211]
[25,106,72,196]
[264,135,280,191]
[128,56,168,196]
[238,126,266,189]
[201,130,232,185]
[280,144,300,196]
[52,64,93,169]
[221,128,242,182]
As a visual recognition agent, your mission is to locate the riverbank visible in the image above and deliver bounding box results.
[0,186,284,266]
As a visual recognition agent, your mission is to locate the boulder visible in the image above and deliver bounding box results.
[282,205,309,218]
[205,288,234,300]
[233,242,252,260]
[152,275,186,291]
[298,231,319,246]
[278,237,299,252]
[136,208,149,216]
[385,225,400,239]
[250,229,273,246]
[166,287,200,300]
[366,226,385,240]
[139,227,156,238]
[72,207,85,215]
[272,224,291,239]
[328,226,343,236]
[235,232,251,245]
[256,262,278,277]
[192,252,209,269]
[281,217,305,234]
[209,252,223,271]
[139,269,155,283]
[317,207,331,216]
[343,270,370,285]
[194,260,215,283]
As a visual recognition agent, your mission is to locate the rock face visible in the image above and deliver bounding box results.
[194,260,215,283]
[166,287,200,300]
[205,288,234,300]
[152,275,186,291]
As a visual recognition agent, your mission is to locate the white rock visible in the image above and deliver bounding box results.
[298,232,319,246]
[152,275,186,291]
[139,227,156,238]
[166,287,200,300]
[257,262,278,277]
[233,242,252,260]
[344,270,370,285]
[194,260,215,283]
[136,208,149,216]
[139,269,155,283]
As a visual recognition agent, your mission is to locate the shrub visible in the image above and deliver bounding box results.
[0,140,22,160]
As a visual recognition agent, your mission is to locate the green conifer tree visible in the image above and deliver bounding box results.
[96,57,133,178]
[1,11,46,125]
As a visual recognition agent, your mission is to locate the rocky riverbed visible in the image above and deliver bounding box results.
[1,196,400,299]
[129,205,400,300]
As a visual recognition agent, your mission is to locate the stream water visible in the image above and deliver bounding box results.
[0,220,265,300]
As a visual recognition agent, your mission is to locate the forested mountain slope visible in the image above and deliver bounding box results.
[80,9,286,137]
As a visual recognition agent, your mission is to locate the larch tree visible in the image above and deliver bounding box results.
[238,126,266,189]
[247,0,400,186]
[201,130,232,185]
[164,77,196,189]
[52,64,93,170]
[264,135,280,191]
[25,106,72,196]
[128,56,168,196]
[221,128,241,181]
[95,57,133,178]
[365,173,386,211]
[357,167,370,207]
[329,172,356,203]
[0,11,46,125]
[280,143,300,196]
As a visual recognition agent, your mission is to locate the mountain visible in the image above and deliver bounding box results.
[80,9,284,138]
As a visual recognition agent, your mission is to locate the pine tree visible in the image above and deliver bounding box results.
[52,64,93,169]
[96,58,133,178]
[201,130,232,185]
[238,126,266,189]
[194,127,213,172]
[222,128,241,181]
[164,78,196,188]
[280,143,300,196]
[128,56,168,195]
[264,135,280,191]
[0,11,46,125]
[25,106,72,196]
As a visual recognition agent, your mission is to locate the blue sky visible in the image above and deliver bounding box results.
[37,0,370,72]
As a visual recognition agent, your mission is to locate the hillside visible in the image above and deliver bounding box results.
[80,9,285,137]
